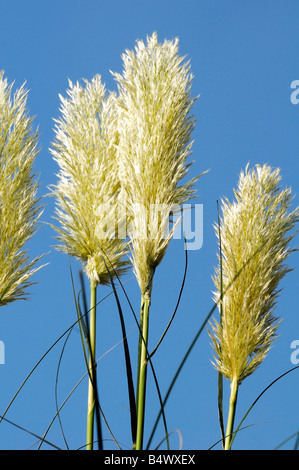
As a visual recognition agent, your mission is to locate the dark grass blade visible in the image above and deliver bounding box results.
[68,259,103,450]
[37,324,74,450]
[68,258,89,369]
[40,260,103,451]
[54,326,73,450]
[0,319,81,426]
[38,276,121,450]
[100,253,170,450]
[101,256,137,445]
[0,413,62,450]
[0,259,120,449]
[145,234,189,450]
[230,365,299,448]
[38,345,122,450]
[78,272,103,451]
[146,237,271,449]
[208,422,263,450]
[273,430,299,450]
[148,356,171,450]
[146,300,217,450]
[149,234,188,360]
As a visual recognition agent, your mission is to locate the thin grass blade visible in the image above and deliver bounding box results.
[149,234,188,360]
[102,256,137,445]
[230,365,299,448]
[100,253,170,450]
[0,414,62,450]
[146,239,269,449]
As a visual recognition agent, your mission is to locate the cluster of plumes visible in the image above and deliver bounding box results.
[51,33,200,295]
[50,76,128,285]
[210,164,299,384]
[0,71,43,305]
[113,32,200,299]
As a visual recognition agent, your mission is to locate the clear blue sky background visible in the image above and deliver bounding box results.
[0,0,299,450]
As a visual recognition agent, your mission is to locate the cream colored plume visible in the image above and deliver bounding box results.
[211,164,299,384]
[0,71,43,305]
[113,32,202,299]
[50,75,128,284]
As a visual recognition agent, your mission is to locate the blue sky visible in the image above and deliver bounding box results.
[0,0,299,450]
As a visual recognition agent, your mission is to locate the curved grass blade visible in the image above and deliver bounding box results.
[100,252,170,450]
[0,266,115,440]
[37,333,126,450]
[148,356,170,450]
[207,422,264,450]
[78,273,103,451]
[149,234,188,360]
[68,257,89,370]
[37,325,77,450]
[145,234,189,450]
[0,318,81,425]
[54,325,73,450]
[146,239,270,449]
[0,413,62,450]
[154,429,183,451]
[230,365,299,448]
[273,431,299,450]
[37,260,127,450]
[146,300,217,450]
[101,256,137,445]
[68,257,102,450]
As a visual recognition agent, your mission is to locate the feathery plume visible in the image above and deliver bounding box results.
[50,75,128,284]
[0,71,43,306]
[113,31,203,450]
[50,75,131,451]
[211,163,299,385]
[113,32,201,300]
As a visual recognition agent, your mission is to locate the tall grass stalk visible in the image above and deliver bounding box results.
[224,376,238,450]
[210,163,299,449]
[216,200,225,448]
[135,295,150,450]
[50,76,129,450]
[114,32,203,449]
[86,279,97,450]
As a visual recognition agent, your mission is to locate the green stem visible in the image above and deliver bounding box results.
[224,376,239,450]
[216,200,225,449]
[135,296,145,414]
[135,295,150,450]
[86,279,97,451]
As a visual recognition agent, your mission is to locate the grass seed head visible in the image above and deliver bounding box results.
[50,76,129,284]
[210,163,299,384]
[114,32,201,298]
[0,71,43,305]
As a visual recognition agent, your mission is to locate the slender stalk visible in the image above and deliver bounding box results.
[216,200,225,449]
[135,295,150,450]
[135,297,145,407]
[132,297,144,449]
[224,377,239,450]
[86,279,97,450]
